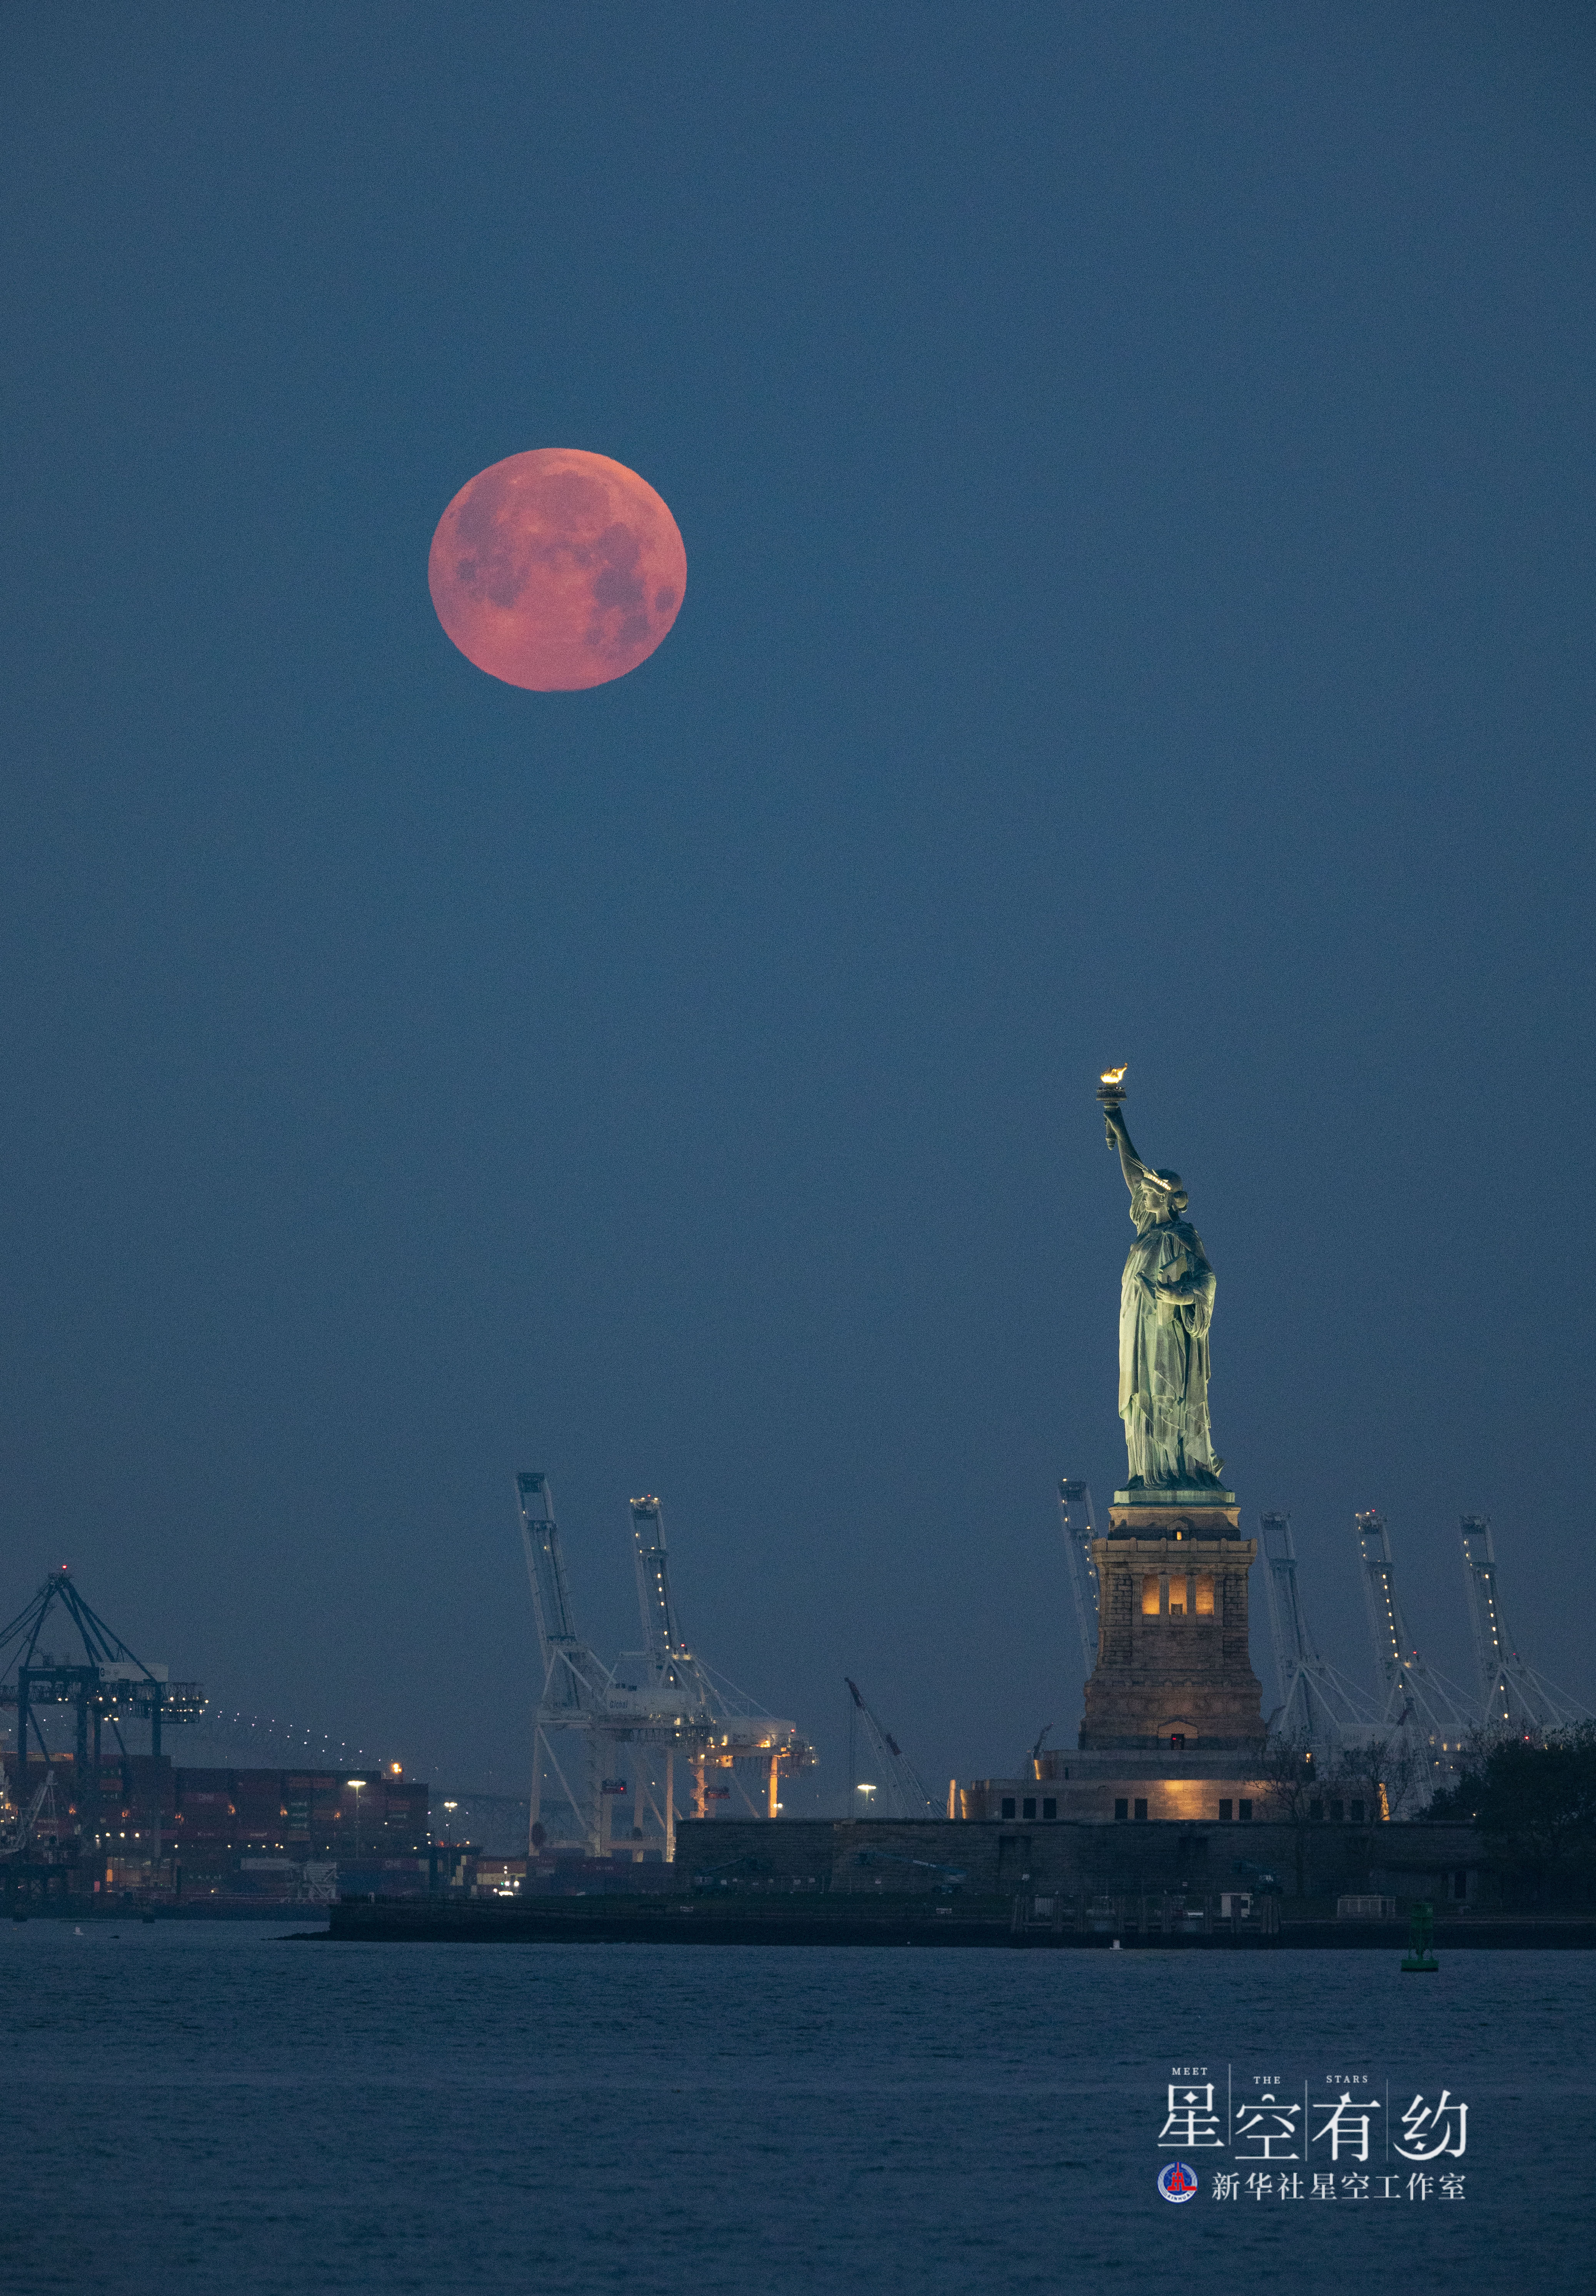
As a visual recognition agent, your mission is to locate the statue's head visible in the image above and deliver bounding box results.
[1152,1168,1189,1216]
[1131,1169,1187,1228]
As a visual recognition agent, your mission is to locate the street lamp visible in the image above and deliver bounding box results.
[347,1778,366,1861]
[856,1783,877,1810]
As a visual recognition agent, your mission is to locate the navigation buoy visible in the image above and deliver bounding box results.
[1401,1899,1439,1973]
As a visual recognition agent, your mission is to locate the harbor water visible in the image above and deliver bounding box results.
[3,1920,1586,2294]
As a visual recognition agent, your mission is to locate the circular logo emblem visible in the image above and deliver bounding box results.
[1158,2160,1199,2204]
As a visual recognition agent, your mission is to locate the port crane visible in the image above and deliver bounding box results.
[614,1494,807,1841]
[0,1569,203,1890]
[516,1474,809,1860]
[0,1568,205,1770]
[1457,1515,1588,1734]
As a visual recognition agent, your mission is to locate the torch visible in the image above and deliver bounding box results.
[1097,1064,1128,1151]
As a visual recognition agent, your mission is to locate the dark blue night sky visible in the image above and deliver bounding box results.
[2,4,1592,1793]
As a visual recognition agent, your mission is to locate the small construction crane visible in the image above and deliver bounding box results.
[844,1677,942,1821]
[1057,1478,1101,1683]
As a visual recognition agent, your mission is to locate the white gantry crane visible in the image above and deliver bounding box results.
[516,1473,809,1862]
[1258,1511,1378,1754]
[1354,1509,1473,1788]
[613,1494,807,1842]
[1458,1515,1588,1735]
[1057,1478,1101,1684]
[843,1677,942,1822]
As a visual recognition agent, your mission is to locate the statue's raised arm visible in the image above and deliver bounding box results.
[1105,1102,1150,1195]
[1105,1101,1182,1236]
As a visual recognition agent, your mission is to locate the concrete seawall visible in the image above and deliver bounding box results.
[672,1815,1484,1903]
[323,1896,1596,1948]
[317,1813,1596,1945]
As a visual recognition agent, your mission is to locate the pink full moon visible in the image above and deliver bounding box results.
[427,448,686,691]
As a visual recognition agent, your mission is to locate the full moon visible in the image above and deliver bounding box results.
[427,448,686,691]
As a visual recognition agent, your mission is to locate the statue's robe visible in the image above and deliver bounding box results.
[1118,1186,1219,1487]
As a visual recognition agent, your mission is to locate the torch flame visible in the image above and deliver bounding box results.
[1099,1065,1127,1086]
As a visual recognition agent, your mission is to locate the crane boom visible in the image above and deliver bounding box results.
[1353,1508,1471,1788]
[844,1676,941,1821]
[1260,1509,1319,1689]
[625,1496,716,1717]
[630,1493,685,1663]
[515,1471,617,1857]
[1057,1478,1101,1682]
[515,1473,611,1714]
[1459,1515,1588,1732]
[1356,1508,1413,1699]
[1258,1511,1375,1752]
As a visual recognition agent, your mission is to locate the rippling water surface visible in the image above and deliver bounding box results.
[3,1920,1585,2294]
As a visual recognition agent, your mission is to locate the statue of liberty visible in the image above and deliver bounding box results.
[1102,1091,1223,1489]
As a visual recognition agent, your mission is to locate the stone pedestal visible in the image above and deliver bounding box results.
[1078,1487,1266,1753]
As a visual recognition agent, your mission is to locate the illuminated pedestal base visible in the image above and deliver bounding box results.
[1077,1489,1267,1756]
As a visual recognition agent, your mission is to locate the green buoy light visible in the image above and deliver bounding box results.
[1401,1899,1439,1973]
